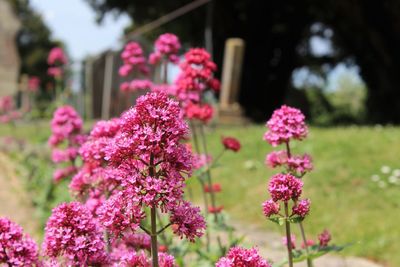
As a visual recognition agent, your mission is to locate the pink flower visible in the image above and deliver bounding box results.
[47,67,63,78]
[268,173,303,202]
[118,42,149,77]
[292,199,311,217]
[204,183,222,193]
[112,249,176,267]
[149,33,181,65]
[105,92,192,209]
[287,154,313,175]
[0,217,39,266]
[173,48,219,104]
[262,199,280,217]
[184,102,214,123]
[193,153,212,170]
[42,202,107,266]
[318,229,331,247]
[127,79,153,92]
[264,105,308,146]
[0,96,14,113]
[49,105,82,143]
[282,234,296,249]
[48,47,68,65]
[265,150,288,168]
[222,136,241,152]
[208,205,224,214]
[118,64,132,77]
[301,239,315,249]
[169,201,206,242]
[149,52,162,65]
[28,76,40,92]
[122,233,151,251]
[53,166,78,183]
[216,246,271,267]
[51,147,78,163]
[97,191,145,238]
[90,118,121,138]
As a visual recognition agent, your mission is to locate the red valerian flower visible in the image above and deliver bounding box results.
[222,136,241,152]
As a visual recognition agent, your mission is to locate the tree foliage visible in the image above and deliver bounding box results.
[85,0,400,123]
[7,0,60,97]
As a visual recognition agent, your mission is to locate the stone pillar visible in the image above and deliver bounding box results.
[101,51,115,119]
[0,0,21,97]
[19,74,30,111]
[218,38,248,124]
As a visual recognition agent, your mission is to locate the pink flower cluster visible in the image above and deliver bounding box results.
[119,42,149,77]
[0,96,21,124]
[95,92,205,241]
[263,105,312,220]
[0,217,39,266]
[268,173,303,202]
[47,47,68,65]
[0,96,14,113]
[216,246,271,267]
[42,202,107,266]
[97,190,145,237]
[149,33,181,65]
[172,48,220,121]
[47,67,63,78]
[169,201,206,242]
[120,79,153,92]
[48,106,85,182]
[184,102,214,123]
[264,105,308,146]
[281,229,332,250]
[71,118,120,200]
[47,47,67,78]
[292,199,311,218]
[112,249,176,267]
[28,76,40,92]
[318,229,331,247]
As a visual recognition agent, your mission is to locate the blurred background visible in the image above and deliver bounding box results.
[2,0,400,125]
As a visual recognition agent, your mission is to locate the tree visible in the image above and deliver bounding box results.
[85,0,400,123]
[7,0,61,98]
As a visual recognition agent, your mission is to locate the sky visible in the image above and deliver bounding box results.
[31,0,130,62]
[29,1,363,91]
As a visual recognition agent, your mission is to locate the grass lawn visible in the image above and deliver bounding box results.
[187,125,400,266]
[1,122,399,266]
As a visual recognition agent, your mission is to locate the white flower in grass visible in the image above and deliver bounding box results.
[381,166,391,174]
[378,181,387,188]
[371,175,380,182]
[392,169,400,177]
[388,176,398,184]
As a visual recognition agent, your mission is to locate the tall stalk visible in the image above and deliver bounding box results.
[149,154,159,267]
[198,124,218,222]
[285,141,313,267]
[284,202,294,267]
[189,121,210,251]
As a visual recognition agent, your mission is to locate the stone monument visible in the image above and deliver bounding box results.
[0,0,20,97]
[218,38,248,124]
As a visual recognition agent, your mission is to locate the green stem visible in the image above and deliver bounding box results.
[286,141,312,267]
[299,222,313,267]
[284,202,294,267]
[150,207,159,267]
[149,154,159,267]
[199,124,218,222]
[189,121,210,251]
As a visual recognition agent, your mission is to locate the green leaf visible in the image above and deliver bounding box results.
[268,216,285,225]
[288,216,304,224]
